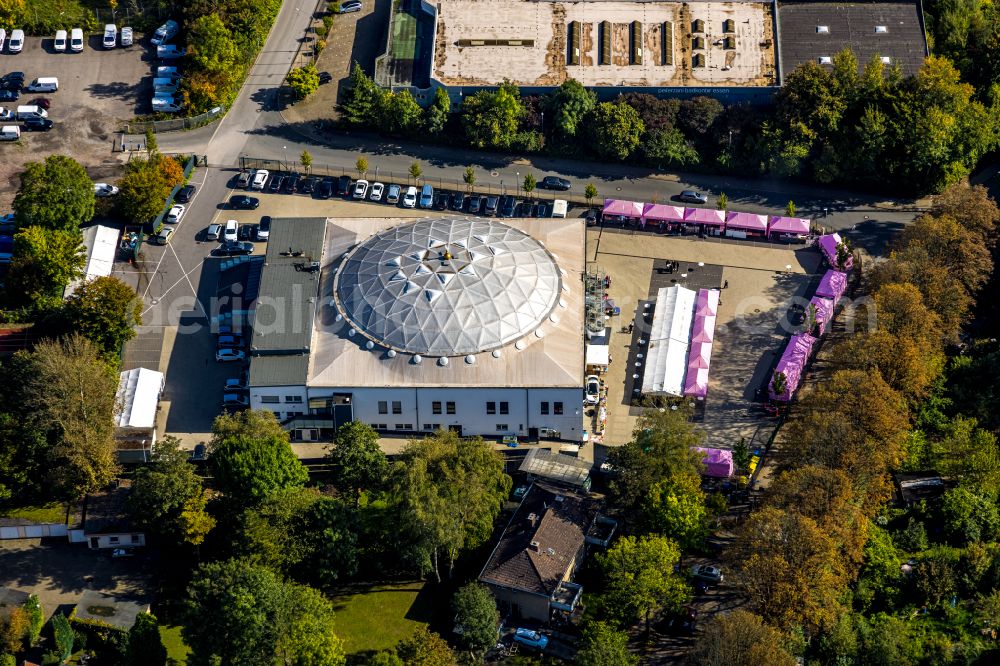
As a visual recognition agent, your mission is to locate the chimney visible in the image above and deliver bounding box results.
[529,540,541,552]
[527,512,538,528]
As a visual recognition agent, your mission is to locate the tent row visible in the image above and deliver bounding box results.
[683,288,719,398]
[641,285,721,399]
[817,232,854,270]
[603,199,811,240]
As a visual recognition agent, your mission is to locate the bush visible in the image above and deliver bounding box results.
[323,15,335,31]
[25,595,43,644]
[286,64,321,100]
[0,653,14,666]
[314,25,328,38]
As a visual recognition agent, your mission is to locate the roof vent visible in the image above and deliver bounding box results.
[515,340,526,350]
[529,540,541,551]
[492,350,502,359]
[413,354,422,364]
[437,357,449,367]
[816,25,829,34]
[547,547,556,556]
[348,329,356,337]
[875,25,888,33]
[880,56,891,64]
[365,340,375,350]
[818,56,832,65]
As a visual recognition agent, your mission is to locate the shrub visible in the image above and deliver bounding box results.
[24,595,43,643]
[314,25,327,38]
[286,64,321,100]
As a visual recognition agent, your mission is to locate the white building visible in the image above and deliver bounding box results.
[247,216,587,443]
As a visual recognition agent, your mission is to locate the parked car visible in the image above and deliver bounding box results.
[484,195,500,216]
[433,192,448,211]
[152,227,174,245]
[8,30,24,54]
[585,375,600,404]
[352,179,369,199]
[103,24,117,49]
[0,72,23,90]
[93,183,119,197]
[691,564,724,584]
[298,176,317,194]
[120,27,133,47]
[251,169,269,190]
[678,190,708,204]
[369,181,384,202]
[257,216,271,241]
[386,183,401,204]
[222,393,249,408]
[215,348,246,362]
[235,171,252,189]
[206,223,222,241]
[449,192,465,211]
[335,175,352,196]
[402,186,417,208]
[0,107,12,121]
[214,241,254,257]
[238,224,256,242]
[319,176,335,199]
[540,175,571,191]
[224,378,248,391]
[223,219,238,242]
[164,204,185,224]
[151,19,179,46]
[283,172,300,193]
[21,117,53,131]
[53,30,67,52]
[513,629,548,651]
[585,209,599,226]
[70,28,84,52]
[499,196,516,218]
[217,335,245,348]
[418,184,434,209]
[156,44,186,59]
[268,173,285,193]
[0,90,19,102]
[468,195,483,214]
[111,548,134,558]
[535,201,551,218]
[176,184,196,202]
[318,71,333,84]
[0,30,5,52]
[335,0,362,13]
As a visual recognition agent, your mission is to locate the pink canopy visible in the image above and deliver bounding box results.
[683,289,720,398]
[768,333,816,402]
[808,296,834,334]
[769,216,810,236]
[641,203,686,223]
[684,367,709,397]
[696,289,719,316]
[815,269,847,301]
[726,211,768,233]
[693,447,735,478]
[817,233,854,270]
[692,316,716,342]
[684,207,726,227]
[603,199,644,218]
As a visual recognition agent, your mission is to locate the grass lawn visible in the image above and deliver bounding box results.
[0,502,66,524]
[330,581,432,654]
[159,624,190,665]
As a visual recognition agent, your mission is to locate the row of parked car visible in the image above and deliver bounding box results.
[0,71,56,136]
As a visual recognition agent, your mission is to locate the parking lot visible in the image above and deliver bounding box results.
[0,31,151,207]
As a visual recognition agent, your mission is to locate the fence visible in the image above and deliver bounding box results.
[122,106,225,134]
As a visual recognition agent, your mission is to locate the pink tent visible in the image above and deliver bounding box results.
[769,216,810,236]
[817,233,854,270]
[689,342,712,368]
[683,289,720,398]
[693,447,734,478]
[641,203,686,223]
[692,316,716,342]
[725,211,768,233]
[603,199,644,218]
[684,368,709,397]
[815,269,847,301]
[696,289,719,316]
[768,333,816,402]
[684,207,726,227]
[808,296,834,334]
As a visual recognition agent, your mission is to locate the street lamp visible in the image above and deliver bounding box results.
[283,145,288,168]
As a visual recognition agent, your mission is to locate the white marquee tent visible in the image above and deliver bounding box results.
[642,285,696,396]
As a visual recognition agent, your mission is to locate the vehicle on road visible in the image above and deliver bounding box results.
[369,181,384,202]
[53,30,67,52]
[386,184,401,204]
[229,195,259,211]
[402,186,417,208]
[691,564,724,584]
[206,223,222,241]
[21,117,53,131]
[298,176,317,194]
[222,393,249,408]
[70,28,84,52]
[468,195,482,214]
[251,170,269,190]
[176,185,196,202]
[215,348,246,362]
[678,190,708,204]
[485,195,499,216]
[352,179,369,199]
[151,20,179,46]
[8,30,24,54]
[335,0,363,13]
[499,196,516,218]
[585,375,600,404]
[257,216,271,241]
[419,184,434,209]
[540,175,571,191]
[120,27,133,47]
[319,177,335,199]
[335,175,352,196]
[93,183,119,197]
[103,24,117,49]
[449,192,465,211]
[164,204,185,224]
[224,219,238,242]
[153,227,174,245]
[513,629,548,651]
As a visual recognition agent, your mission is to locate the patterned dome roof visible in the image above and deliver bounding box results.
[333,219,562,356]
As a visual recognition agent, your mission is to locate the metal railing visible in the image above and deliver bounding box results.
[122,106,225,134]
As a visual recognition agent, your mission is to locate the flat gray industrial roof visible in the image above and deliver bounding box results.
[249,354,311,388]
[777,2,927,78]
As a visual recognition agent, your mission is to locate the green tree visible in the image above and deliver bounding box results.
[274,584,346,666]
[597,535,689,634]
[304,496,361,586]
[732,438,751,472]
[179,489,216,547]
[463,167,476,192]
[545,78,596,142]
[585,183,598,207]
[576,621,637,666]
[644,127,700,167]
[588,101,644,161]
[51,613,74,664]
[451,583,499,656]
[716,192,728,210]
[678,96,724,136]
[210,411,309,507]
[394,627,456,666]
[124,613,166,666]
[522,173,536,198]
[236,487,323,574]
[340,62,379,127]
[409,161,423,183]
[425,87,451,135]
[938,486,1000,545]
[785,200,796,216]
[642,472,707,549]
[127,436,205,544]
[461,81,524,149]
[356,157,369,178]
[62,276,142,356]
[7,226,84,308]
[12,155,95,232]
[689,610,796,666]
[286,64,320,99]
[300,150,313,173]
[117,162,172,225]
[24,595,43,644]
[380,90,424,136]
[327,422,387,498]
[188,14,238,74]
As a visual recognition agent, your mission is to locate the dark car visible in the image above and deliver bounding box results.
[585,209,599,226]
[0,73,23,91]
[335,175,352,196]
[214,241,255,256]
[467,195,483,214]
[484,195,500,216]
[267,174,285,193]
[535,202,551,218]
[22,117,53,131]
[29,97,50,110]
[499,196,516,218]
[319,176,335,199]
[540,175,571,191]
[298,176,317,194]
[229,195,260,210]
[283,172,300,193]
[176,184,196,202]
[449,192,465,211]
[0,90,18,102]
[237,224,257,241]
[433,192,449,211]
[318,71,333,84]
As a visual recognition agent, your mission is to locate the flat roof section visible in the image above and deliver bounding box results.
[777,2,927,78]
[432,1,776,88]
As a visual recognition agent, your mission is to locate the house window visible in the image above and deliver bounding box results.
[554,402,564,415]
[284,395,303,403]
[423,423,441,431]
[432,401,442,415]
[496,424,508,431]
[372,423,387,430]
[392,401,402,414]
[487,402,496,415]
[273,412,281,420]
[500,401,509,415]
[395,424,413,431]
[447,402,456,415]
[131,534,141,544]
[109,536,119,544]
[540,401,549,415]
[378,401,388,414]
[261,396,279,404]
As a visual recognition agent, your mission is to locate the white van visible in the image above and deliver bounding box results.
[0,126,20,141]
[70,28,84,52]
[103,24,117,49]
[26,77,58,93]
[53,30,67,52]
[8,30,24,53]
[152,77,178,93]
[551,199,568,218]
[16,105,48,120]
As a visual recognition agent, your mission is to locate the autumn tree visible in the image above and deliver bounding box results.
[930,182,999,244]
[689,610,797,666]
[597,534,689,634]
[285,63,320,99]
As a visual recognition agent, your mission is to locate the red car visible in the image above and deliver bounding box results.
[30,98,50,110]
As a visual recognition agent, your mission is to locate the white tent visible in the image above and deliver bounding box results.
[642,285,696,396]
[66,225,119,297]
[586,343,609,368]
[116,367,164,430]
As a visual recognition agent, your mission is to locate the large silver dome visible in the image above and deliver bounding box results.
[333,219,562,356]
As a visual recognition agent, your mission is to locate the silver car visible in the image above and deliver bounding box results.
[678,190,709,205]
